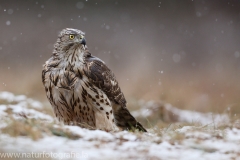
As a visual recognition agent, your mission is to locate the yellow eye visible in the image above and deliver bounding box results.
[69,35,75,39]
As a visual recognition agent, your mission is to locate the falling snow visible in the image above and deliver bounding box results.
[76,2,84,9]
[234,51,240,58]
[7,9,13,15]
[6,21,11,26]
[172,53,181,63]
[105,25,110,30]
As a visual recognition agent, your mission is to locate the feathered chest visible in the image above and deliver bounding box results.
[42,50,87,91]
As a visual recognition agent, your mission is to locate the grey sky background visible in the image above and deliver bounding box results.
[0,0,240,111]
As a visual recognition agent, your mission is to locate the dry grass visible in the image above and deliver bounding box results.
[2,118,44,140]
[1,117,81,141]
[0,99,81,141]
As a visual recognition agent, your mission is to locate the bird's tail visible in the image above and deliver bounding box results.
[113,104,147,132]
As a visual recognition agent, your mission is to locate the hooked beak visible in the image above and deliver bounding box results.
[81,37,86,46]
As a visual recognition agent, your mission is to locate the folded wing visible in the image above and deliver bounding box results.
[83,53,147,132]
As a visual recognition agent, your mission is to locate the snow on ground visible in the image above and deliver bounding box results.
[0,91,53,122]
[0,92,239,160]
[133,100,230,126]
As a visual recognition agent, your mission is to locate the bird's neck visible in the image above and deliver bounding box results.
[50,43,87,73]
[53,41,86,57]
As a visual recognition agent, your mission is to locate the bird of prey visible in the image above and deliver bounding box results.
[42,28,146,132]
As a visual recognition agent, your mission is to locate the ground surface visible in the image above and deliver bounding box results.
[0,91,239,160]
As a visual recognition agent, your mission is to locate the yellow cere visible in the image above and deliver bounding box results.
[80,35,84,39]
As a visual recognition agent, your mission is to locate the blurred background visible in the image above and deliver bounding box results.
[0,0,240,114]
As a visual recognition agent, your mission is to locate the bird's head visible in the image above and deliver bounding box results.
[57,28,87,50]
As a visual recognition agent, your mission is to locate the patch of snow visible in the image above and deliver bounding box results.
[0,91,26,102]
[165,103,229,125]
[27,99,43,109]
[0,105,7,115]
[122,133,137,141]
[185,131,213,140]
[133,101,229,126]
[64,126,115,141]
[225,128,240,142]
[176,126,194,133]
[0,92,240,160]
[1,125,239,160]
[9,104,53,121]
[0,92,51,121]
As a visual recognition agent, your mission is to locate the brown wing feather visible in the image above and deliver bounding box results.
[84,56,126,106]
[83,53,147,132]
